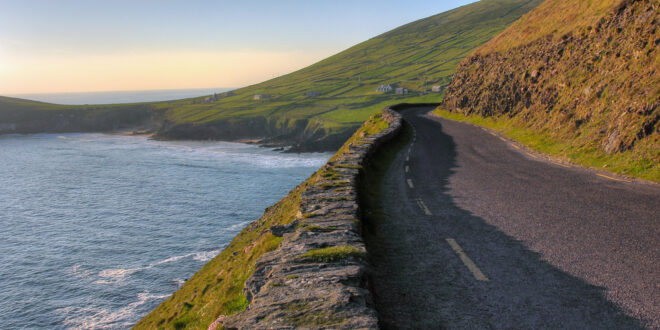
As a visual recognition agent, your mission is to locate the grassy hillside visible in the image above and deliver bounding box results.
[442,0,659,182]
[0,96,157,134]
[1,0,542,150]
[153,0,541,142]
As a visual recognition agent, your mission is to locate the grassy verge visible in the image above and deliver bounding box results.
[133,185,301,330]
[433,108,660,183]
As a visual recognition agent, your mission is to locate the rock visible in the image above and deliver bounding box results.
[221,108,402,329]
[270,219,299,237]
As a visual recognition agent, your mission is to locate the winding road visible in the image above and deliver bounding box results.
[365,106,660,329]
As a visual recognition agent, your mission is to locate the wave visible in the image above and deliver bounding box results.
[226,221,251,232]
[68,264,94,280]
[56,291,169,329]
[96,249,221,284]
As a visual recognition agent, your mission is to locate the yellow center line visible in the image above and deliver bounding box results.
[446,238,489,282]
[597,173,631,183]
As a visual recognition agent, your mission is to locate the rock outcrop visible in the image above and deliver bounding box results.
[220,108,402,329]
[443,0,659,160]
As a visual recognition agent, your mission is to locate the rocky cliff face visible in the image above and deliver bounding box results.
[155,116,356,153]
[444,0,659,159]
[219,109,402,329]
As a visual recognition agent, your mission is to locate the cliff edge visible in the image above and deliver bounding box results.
[135,108,402,329]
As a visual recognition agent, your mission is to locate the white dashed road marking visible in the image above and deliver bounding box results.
[446,238,489,282]
[407,179,415,189]
[415,198,432,216]
[405,165,410,173]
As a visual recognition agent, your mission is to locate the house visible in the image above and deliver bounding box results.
[253,94,272,100]
[431,85,443,93]
[377,84,393,93]
[305,91,321,98]
[395,87,409,95]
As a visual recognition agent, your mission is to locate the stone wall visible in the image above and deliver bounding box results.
[220,107,402,329]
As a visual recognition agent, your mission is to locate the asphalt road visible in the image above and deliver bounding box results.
[365,106,660,329]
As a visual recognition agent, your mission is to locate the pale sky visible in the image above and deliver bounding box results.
[0,0,476,94]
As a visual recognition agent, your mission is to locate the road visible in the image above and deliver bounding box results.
[364,106,660,329]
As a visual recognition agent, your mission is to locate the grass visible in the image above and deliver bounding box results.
[134,111,392,329]
[298,246,365,263]
[2,0,541,147]
[477,0,620,55]
[433,108,660,182]
[133,182,301,329]
[155,0,541,129]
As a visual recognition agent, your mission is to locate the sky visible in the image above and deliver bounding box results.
[0,0,476,95]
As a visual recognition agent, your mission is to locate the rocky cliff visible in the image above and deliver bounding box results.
[218,108,401,329]
[155,116,356,153]
[135,107,402,329]
[443,0,659,167]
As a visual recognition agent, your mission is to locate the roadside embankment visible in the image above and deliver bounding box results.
[135,107,402,329]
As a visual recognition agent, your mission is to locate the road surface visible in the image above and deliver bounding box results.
[365,106,660,329]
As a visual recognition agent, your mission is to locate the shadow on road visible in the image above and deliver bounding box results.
[360,107,643,329]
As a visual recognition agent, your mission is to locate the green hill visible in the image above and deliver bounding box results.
[1,0,542,151]
[441,0,659,181]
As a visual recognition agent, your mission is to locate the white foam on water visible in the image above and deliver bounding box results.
[68,264,94,280]
[192,249,220,262]
[96,249,221,284]
[227,221,251,231]
[57,291,169,329]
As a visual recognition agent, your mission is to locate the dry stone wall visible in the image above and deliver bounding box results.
[219,108,402,329]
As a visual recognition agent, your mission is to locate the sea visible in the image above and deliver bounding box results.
[8,88,233,105]
[0,90,331,329]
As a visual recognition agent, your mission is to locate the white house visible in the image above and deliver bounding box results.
[395,87,409,95]
[377,84,393,93]
[253,94,272,100]
[431,85,443,93]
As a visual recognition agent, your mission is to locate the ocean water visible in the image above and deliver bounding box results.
[0,133,330,329]
[8,88,233,105]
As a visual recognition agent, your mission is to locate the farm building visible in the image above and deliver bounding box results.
[395,87,409,95]
[253,94,272,100]
[377,84,393,93]
[431,85,443,93]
